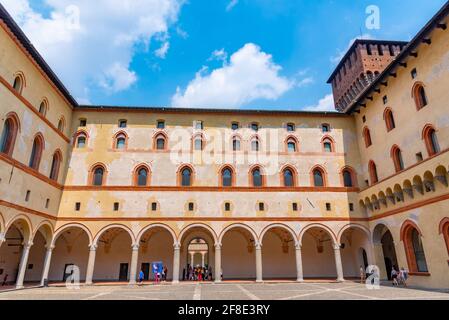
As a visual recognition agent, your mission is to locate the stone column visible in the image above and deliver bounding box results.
[190,252,195,266]
[40,245,55,287]
[373,242,387,280]
[333,243,345,282]
[201,252,206,267]
[172,243,181,284]
[214,243,222,283]
[0,232,5,249]
[129,244,139,285]
[295,243,304,282]
[85,244,97,285]
[255,242,263,283]
[16,242,33,289]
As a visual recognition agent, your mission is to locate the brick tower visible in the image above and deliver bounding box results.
[328,39,408,112]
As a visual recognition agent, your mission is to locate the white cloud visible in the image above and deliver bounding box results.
[226,0,239,12]
[1,0,184,101]
[331,34,373,64]
[155,41,170,59]
[171,43,293,108]
[303,94,335,112]
[208,48,228,62]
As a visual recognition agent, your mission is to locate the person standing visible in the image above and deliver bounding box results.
[391,267,398,286]
[359,265,366,284]
[138,269,145,285]
[400,267,408,287]
[163,266,168,281]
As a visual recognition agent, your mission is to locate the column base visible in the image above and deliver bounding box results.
[15,285,24,290]
[172,280,179,285]
[296,278,304,283]
[128,281,137,286]
[337,278,345,283]
[85,281,93,286]
[256,280,263,283]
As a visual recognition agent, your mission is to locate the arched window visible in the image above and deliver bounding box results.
[413,83,428,110]
[12,75,23,93]
[92,166,105,186]
[251,167,264,187]
[363,127,372,148]
[402,222,428,273]
[134,166,150,186]
[282,167,295,187]
[180,166,193,187]
[154,133,167,151]
[38,100,48,116]
[342,168,355,187]
[384,108,396,131]
[57,117,65,132]
[369,161,378,185]
[312,167,325,187]
[75,131,87,149]
[193,135,204,151]
[322,137,334,153]
[0,115,19,156]
[232,137,241,151]
[440,218,449,256]
[422,125,440,156]
[114,133,127,150]
[391,145,405,172]
[29,134,44,171]
[251,138,260,152]
[221,167,234,187]
[49,151,62,181]
[286,138,297,153]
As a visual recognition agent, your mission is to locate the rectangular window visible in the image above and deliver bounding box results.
[25,190,30,202]
[75,202,81,211]
[113,202,119,211]
[151,202,158,211]
[389,45,395,56]
[79,119,87,127]
[259,203,265,211]
[322,124,330,133]
[225,202,231,212]
[251,123,259,132]
[366,44,372,55]
[292,203,298,212]
[349,203,354,212]
[378,44,384,56]
[326,203,331,211]
[287,124,295,132]
[157,121,165,129]
[411,68,418,79]
[45,199,50,209]
[231,122,239,131]
[195,121,203,130]
[188,202,194,211]
[118,120,127,128]
[383,96,388,104]
[416,152,424,162]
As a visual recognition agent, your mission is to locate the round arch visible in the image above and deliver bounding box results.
[218,223,259,244]
[0,211,5,234]
[93,224,136,246]
[298,223,337,245]
[136,223,177,245]
[179,223,218,244]
[52,223,93,247]
[5,215,33,243]
[32,220,54,245]
[259,223,298,245]
[337,224,371,244]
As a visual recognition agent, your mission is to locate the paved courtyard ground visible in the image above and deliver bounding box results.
[0,281,448,300]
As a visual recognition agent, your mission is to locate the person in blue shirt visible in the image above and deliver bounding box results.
[139,269,144,285]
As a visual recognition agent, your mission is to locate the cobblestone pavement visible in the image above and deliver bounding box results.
[0,281,448,300]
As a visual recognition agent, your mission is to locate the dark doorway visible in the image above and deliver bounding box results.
[361,249,369,270]
[381,231,398,279]
[119,263,129,281]
[63,264,74,281]
[141,263,150,281]
[384,258,393,280]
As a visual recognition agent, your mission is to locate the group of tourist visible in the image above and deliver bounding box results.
[138,265,168,285]
[390,266,409,287]
[182,264,214,281]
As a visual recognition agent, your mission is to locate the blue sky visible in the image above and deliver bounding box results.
[2,0,447,110]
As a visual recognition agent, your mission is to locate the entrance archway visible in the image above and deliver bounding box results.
[300,226,338,280]
[93,226,134,282]
[49,225,92,282]
[137,225,175,281]
[338,225,371,279]
[373,224,398,280]
[23,223,53,284]
[261,226,296,280]
[220,225,257,280]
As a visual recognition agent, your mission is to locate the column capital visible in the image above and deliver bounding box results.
[46,244,56,251]
[214,243,222,249]
[333,243,341,251]
[89,244,98,251]
[295,243,302,250]
[173,242,181,250]
[255,242,262,249]
[0,232,5,243]
[24,241,34,249]
[132,244,140,251]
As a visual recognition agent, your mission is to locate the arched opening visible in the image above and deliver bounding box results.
[49,151,62,181]
[137,226,175,282]
[440,218,449,257]
[154,133,167,151]
[220,226,256,280]
[401,221,428,273]
[193,134,204,151]
[179,166,193,187]
[368,160,379,185]
[383,108,396,131]
[57,117,65,132]
[422,125,440,156]
[24,224,53,285]
[321,136,335,153]
[261,227,296,280]
[250,166,264,187]
[0,219,31,286]
[29,134,44,171]
[0,115,19,156]
[286,137,297,153]
[391,145,405,172]
[339,226,371,279]
[12,75,23,93]
[311,166,326,187]
[363,127,372,148]
[251,138,260,152]
[49,226,91,282]
[38,100,48,117]
[341,167,356,187]
[412,83,428,110]
[373,224,398,280]
[90,164,106,186]
[114,132,127,150]
[180,226,216,281]
[301,226,337,280]
[282,167,296,187]
[74,131,87,149]
[232,136,241,151]
[134,165,150,187]
[220,166,234,187]
[93,227,134,282]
